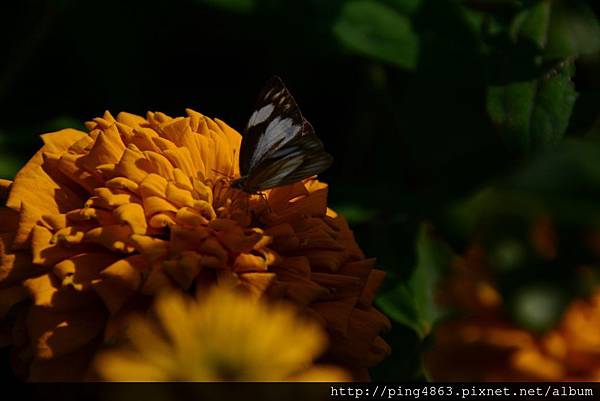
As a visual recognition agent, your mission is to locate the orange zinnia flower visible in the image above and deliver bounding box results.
[426,244,600,381]
[0,109,390,381]
[93,286,348,381]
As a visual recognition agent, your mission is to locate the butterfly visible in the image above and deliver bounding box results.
[231,76,333,194]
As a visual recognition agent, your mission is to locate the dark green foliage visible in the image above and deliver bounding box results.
[377,224,453,340]
[487,62,578,153]
[333,1,419,70]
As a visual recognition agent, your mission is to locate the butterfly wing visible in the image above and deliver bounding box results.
[240,76,306,176]
[243,132,333,191]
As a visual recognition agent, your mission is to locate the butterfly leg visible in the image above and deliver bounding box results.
[211,168,235,179]
[258,191,272,214]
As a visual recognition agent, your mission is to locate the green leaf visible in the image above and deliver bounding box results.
[199,0,255,13]
[486,0,585,154]
[450,139,600,236]
[507,139,600,195]
[378,284,421,334]
[333,1,419,70]
[509,0,551,48]
[332,203,377,225]
[377,224,453,339]
[0,153,23,180]
[546,0,600,59]
[44,116,87,132]
[487,61,578,153]
[390,0,423,16]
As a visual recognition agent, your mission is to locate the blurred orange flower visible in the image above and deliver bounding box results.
[0,109,390,381]
[426,245,600,381]
[93,286,348,381]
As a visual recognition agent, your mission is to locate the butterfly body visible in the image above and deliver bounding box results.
[233,76,333,194]
[230,175,253,193]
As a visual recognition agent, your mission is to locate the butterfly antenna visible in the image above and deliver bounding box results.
[212,168,234,179]
[259,192,272,214]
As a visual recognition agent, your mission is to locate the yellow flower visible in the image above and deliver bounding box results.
[0,109,390,380]
[93,287,348,381]
[426,244,600,381]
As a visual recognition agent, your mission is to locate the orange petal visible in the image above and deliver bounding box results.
[0,285,27,319]
[279,280,329,306]
[113,145,151,183]
[169,226,209,254]
[23,273,97,311]
[511,349,564,380]
[232,253,268,273]
[100,255,146,290]
[84,225,135,253]
[127,127,161,152]
[215,226,266,254]
[142,196,178,217]
[113,203,147,235]
[359,269,386,307]
[31,225,90,267]
[116,111,147,128]
[79,130,126,172]
[148,212,176,228]
[139,173,168,198]
[165,182,194,208]
[40,129,88,154]
[7,136,85,245]
[304,249,348,272]
[238,272,276,300]
[272,256,311,278]
[311,297,357,336]
[291,365,350,382]
[40,213,67,231]
[0,207,19,236]
[129,234,169,262]
[13,202,52,250]
[214,118,242,176]
[199,237,228,266]
[92,255,147,314]
[172,168,193,191]
[268,181,308,210]
[55,152,103,193]
[89,187,139,209]
[162,147,199,178]
[274,186,328,221]
[338,258,375,279]
[91,279,132,316]
[265,223,300,251]
[0,179,12,201]
[26,302,106,360]
[175,207,210,227]
[105,177,139,193]
[162,251,202,290]
[144,151,175,180]
[329,307,391,368]
[140,264,175,295]
[28,339,99,381]
[311,272,362,299]
[52,252,120,290]
[0,233,39,286]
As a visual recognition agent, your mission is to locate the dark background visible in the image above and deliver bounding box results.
[1,0,599,381]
